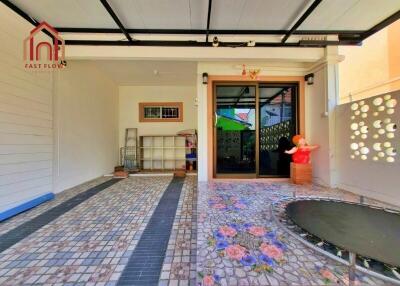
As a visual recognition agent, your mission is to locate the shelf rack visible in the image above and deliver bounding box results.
[139,135,190,171]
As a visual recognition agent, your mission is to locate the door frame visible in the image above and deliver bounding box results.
[207,76,305,180]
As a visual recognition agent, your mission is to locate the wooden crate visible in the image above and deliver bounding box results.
[174,170,186,177]
[114,171,129,178]
[290,162,312,184]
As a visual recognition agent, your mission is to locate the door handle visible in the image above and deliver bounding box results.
[214,112,218,127]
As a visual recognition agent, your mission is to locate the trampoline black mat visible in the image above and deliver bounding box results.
[286,200,400,267]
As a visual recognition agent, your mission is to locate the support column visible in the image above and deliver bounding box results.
[305,46,343,187]
[197,71,208,182]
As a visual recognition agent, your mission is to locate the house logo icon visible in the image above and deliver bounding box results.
[23,21,66,69]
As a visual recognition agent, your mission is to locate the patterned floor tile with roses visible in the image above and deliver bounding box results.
[197,181,389,286]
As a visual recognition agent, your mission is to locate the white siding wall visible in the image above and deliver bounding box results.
[0,4,53,212]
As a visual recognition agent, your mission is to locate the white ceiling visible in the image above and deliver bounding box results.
[210,0,309,30]
[93,60,197,86]
[111,0,208,29]
[10,0,118,28]
[299,0,400,31]
[8,0,400,32]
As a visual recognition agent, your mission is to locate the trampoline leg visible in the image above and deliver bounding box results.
[349,252,356,285]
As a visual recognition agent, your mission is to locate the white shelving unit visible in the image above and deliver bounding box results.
[139,135,187,171]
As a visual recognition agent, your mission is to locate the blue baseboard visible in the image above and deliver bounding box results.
[0,193,55,222]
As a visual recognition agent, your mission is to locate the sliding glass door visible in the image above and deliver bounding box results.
[214,82,298,178]
[215,85,256,175]
[258,84,298,177]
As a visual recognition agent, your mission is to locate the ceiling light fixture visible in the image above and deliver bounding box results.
[212,36,219,47]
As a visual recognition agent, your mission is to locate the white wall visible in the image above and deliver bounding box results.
[53,61,119,192]
[118,85,197,148]
[0,4,53,212]
[305,68,331,185]
[305,64,340,187]
[303,47,342,187]
[335,92,400,206]
[338,30,390,103]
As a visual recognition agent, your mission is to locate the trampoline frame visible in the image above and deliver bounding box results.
[270,195,400,285]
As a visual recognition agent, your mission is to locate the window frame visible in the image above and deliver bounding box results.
[139,102,183,122]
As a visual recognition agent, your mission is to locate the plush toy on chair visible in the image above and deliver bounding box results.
[285,135,319,184]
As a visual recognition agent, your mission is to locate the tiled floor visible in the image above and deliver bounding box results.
[0,176,396,286]
[159,176,197,286]
[118,177,185,285]
[0,176,174,285]
[196,181,392,286]
[0,177,111,236]
[0,179,122,253]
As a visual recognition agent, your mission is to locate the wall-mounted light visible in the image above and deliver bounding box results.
[305,73,314,85]
[202,73,208,84]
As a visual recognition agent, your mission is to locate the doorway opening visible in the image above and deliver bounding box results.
[214,82,298,178]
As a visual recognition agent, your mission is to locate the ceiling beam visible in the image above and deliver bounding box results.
[281,0,323,43]
[205,0,213,42]
[299,39,361,46]
[55,27,365,36]
[64,39,359,47]
[362,9,400,40]
[99,0,133,43]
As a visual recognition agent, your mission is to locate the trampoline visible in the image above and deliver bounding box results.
[286,200,400,267]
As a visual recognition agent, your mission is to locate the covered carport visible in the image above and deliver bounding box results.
[0,0,399,285]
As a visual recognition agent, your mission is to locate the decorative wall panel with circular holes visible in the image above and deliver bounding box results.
[350,94,398,163]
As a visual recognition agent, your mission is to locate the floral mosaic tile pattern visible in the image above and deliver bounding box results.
[208,194,250,212]
[0,176,173,286]
[197,181,388,286]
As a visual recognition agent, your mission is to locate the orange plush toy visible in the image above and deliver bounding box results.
[285,135,319,164]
